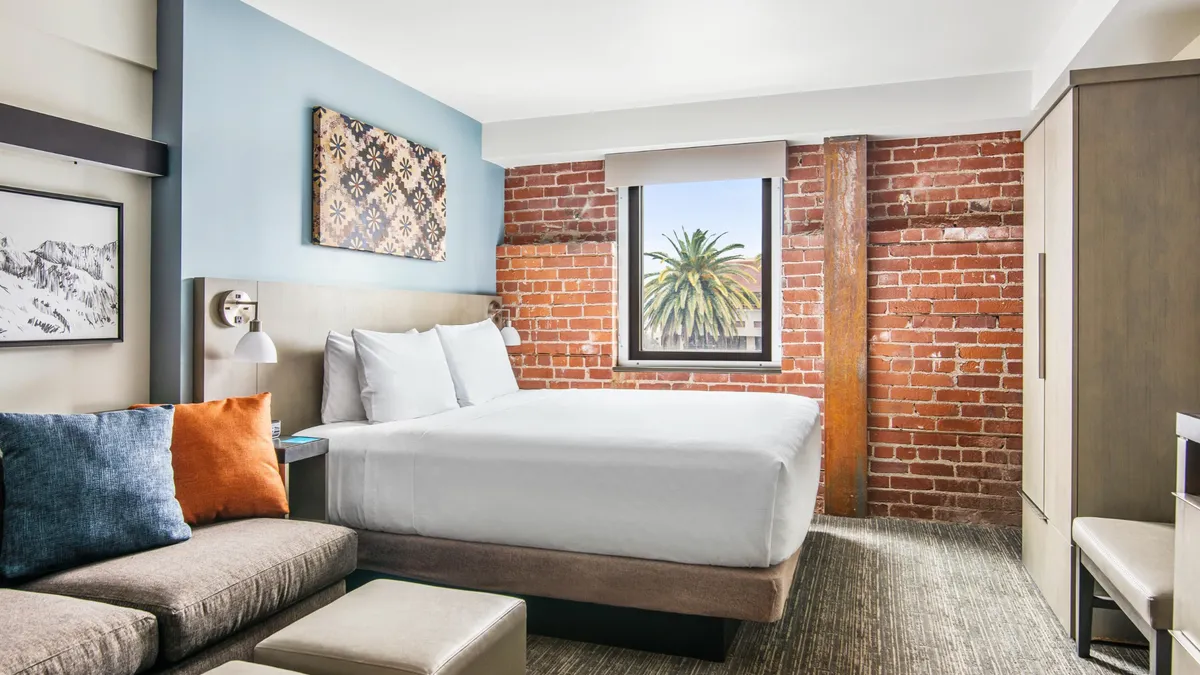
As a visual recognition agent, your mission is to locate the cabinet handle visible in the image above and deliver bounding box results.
[1038,252,1046,380]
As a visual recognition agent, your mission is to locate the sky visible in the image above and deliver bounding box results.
[641,178,762,271]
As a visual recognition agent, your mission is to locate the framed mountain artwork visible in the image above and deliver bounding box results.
[0,185,123,347]
[312,106,448,261]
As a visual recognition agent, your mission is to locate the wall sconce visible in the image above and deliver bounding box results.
[488,300,522,347]
[218,290,278,364]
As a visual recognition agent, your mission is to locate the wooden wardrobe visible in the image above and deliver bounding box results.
[1022,59,1200,635]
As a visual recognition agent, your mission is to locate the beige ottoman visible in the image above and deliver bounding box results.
[204,662,298,674]
[254,579,526,675]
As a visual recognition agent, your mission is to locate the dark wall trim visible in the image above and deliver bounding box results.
[0,103,168,177]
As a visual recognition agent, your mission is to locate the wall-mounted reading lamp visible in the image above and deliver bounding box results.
[488,300,522,347]
[218,290,278,364]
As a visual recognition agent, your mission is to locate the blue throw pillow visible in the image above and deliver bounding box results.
[0,406,191,579]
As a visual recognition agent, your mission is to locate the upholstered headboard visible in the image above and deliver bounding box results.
[192,277,498,433]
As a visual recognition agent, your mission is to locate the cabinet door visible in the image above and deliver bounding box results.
[1043,93,1075,537]
[1074,75,1200,523]
[1022,123,1047,511]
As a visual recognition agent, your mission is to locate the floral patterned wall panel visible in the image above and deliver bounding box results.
[312,106,447,261]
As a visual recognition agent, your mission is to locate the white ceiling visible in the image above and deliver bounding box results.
[242,0,1077,123]
[241,0,1200,165]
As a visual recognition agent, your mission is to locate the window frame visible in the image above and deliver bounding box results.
[617,177,783,369]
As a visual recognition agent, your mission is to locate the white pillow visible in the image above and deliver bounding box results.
[352,328,459,422]
[435,319,519,406]
[322,329,417,423]
[321,332,366,424]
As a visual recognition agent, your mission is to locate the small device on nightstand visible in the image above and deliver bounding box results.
[275,435,328,522]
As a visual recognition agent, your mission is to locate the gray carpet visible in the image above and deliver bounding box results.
[528,515,1150,674]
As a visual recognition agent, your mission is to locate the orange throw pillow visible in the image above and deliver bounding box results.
[133,393,288,525]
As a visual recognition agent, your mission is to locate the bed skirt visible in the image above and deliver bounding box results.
[355,530,801,623]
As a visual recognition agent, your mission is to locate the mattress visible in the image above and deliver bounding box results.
[299,388,822,568]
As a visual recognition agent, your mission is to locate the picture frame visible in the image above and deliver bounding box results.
[0,185,123,348]
[311,106,448,261]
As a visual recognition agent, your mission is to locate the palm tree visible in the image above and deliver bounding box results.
[642,229,760,349]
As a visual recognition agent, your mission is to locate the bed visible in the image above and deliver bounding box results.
[299,387,822,659]
[302,387,820,568]
[189,278,823,660]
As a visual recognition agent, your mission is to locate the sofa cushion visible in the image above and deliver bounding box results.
[0,407,191,580]
[1073,516,1174,629]
[22,518,356,664]
[0,588,157,675]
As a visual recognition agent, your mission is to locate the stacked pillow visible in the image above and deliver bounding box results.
[321,318,518,424]
[321,331,367,424]
[322,329,415,423]
[435,321,520,406]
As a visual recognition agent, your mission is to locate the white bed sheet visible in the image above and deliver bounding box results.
[300,388,821,568]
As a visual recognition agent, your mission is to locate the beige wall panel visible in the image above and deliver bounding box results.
[1022,501,1050,603]
[193,278,497,434]
[1042,94,1075,536]
[1024,499,1074,635]
[0,0,157,70]
[0,148,151,413]
[1177,35,1200,61]
[0,20,153,138]
[1174,635,1200,675]
[0,10,153,413]
[1176,500,1200,649]
[192,278,260,404]
[1022,122,1047,511]
[1044,521,1075,635]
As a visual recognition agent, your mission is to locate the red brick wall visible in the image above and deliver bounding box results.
[505,160,617,245]
[497,132,1024,525]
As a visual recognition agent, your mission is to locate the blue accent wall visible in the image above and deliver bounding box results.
[179,0,504,291]
[151,0,504,401]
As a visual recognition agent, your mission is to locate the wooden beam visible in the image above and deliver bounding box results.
[0,102,168,177]
[822,135,869,518]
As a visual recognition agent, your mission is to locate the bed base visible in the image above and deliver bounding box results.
[348,570,742,661]
[351,529,802,661]
[354,528,800,620]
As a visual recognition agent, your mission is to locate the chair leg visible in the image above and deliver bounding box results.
[1150,629,1171,675]
[1075,556,1094,658]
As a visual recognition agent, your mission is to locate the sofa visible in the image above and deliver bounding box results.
[0,518,357,675]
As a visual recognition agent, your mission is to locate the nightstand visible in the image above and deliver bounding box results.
[275,436,328,522]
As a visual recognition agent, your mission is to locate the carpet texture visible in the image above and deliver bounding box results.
[528,515,1150,674]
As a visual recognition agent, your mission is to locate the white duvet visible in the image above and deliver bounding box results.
[300,388,822,568]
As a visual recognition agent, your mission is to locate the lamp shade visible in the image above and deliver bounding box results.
[500,322,522,347]
[234,321,278,363]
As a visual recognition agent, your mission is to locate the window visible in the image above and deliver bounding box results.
[619,177,781,368]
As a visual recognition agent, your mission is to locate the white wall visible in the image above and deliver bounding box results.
[0,0,156,412]
[484,72,1031,167]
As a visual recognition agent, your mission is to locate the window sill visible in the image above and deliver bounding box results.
[613,364,783,374]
